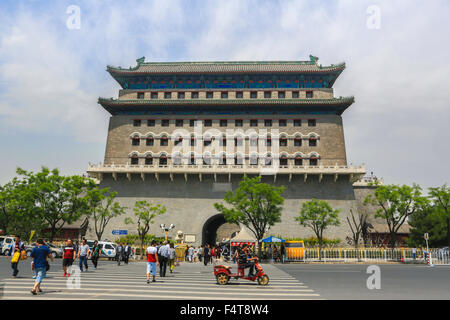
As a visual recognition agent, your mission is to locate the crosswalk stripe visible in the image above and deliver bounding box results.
[1,262,320,300]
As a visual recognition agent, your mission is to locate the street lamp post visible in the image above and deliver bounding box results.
[160,224,175,242]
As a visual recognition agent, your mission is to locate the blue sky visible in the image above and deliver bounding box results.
[0,0,449,188]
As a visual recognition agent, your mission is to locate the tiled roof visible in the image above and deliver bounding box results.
[106,57,346,75]
[98,97,354,107]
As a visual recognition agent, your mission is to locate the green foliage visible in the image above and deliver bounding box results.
[428,184,450,247]
[0,176,44,239]
[114,234,174,246]
[125,200,166,259]
[296,199,340,245]
[214,176,285,246]
[276,236,341,247]
[364,183,429,248]
[15,167,97,241]
[85,187,126,240]
[407,206,447,247]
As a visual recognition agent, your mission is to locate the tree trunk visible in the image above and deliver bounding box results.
[140,235,145,260]
[318,239,322,261]
[447,218,450,249]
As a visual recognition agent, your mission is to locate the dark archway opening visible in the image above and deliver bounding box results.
[202,214,227,246]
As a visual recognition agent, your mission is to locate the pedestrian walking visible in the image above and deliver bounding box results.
[188,246,194,263]
[116,242,123,266]
[6,235,25,278]
[158,241,170,277]
[198,245,203,262]
[76,239,90,272]
[146,240,159,283]
[203,244,210,266]
[90,240,101,270]
[62,239,76,277]
[168,243,176,274]
[30,239,53,295]
[124,243,131,264]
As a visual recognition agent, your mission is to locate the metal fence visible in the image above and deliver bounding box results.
[283,248,450,264]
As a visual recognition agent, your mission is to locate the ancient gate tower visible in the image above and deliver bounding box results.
[87,56,366,245]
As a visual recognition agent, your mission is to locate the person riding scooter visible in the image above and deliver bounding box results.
[236,244,256,277]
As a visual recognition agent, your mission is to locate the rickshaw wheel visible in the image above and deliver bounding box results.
[257,275,269,286]
[216,273,230,285]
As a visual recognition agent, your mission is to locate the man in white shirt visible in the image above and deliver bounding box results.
[76,239,90,272]
[158,241,170,277]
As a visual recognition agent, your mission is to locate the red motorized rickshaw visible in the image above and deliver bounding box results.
[214,257,269,286]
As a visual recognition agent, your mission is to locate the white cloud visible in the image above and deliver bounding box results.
[0,0,449,188]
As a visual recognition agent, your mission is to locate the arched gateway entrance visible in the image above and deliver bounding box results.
[202,214,241,246]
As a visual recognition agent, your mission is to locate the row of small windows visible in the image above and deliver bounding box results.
[136,91,314,100]
[130,155,319,166]
[134,119,316,127]
[131,137,317,147]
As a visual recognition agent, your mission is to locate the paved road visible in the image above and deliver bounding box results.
[0,258,320,300]
[276,263,450,300]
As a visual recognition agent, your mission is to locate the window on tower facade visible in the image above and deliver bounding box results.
[280,137,288,147]
[145,156,153,165]
[264,119,272,127]
[221,92,228,99]
[191,92,199,99]
[306,91,313,98]
[295,157,303,166]
[189,119,196,127]
[309,158,318,166]
[151,92,158,99]
[146,138,154,146]
[147,119,155,126]
[206,92,213,99]
[264,91,271,98]
[204,119,212,127]
[162,119,170,127]
[308,119,316,127]
[137,92,145,99]
[220,120,227,127]
[278,91,285,99]
[309,138,317,147]
[174,137,183,146]
[250,91,257,99]
[164,92,172,99]
[279,119,287,127]
[294,137,302,146]
[250,119,258,127]
[235,119,243,127]
[132,138,140,146]
[159,156,167,166]
[176,119,184,127]
[292,91,299,98]
[178,92,185,99]
[204,139,212,147]
[236,92,243,99]
[133,119,141,127]
[266,137,272,147]
[131,157,139,165]
[160,137,169,146]
[294,119,302,127]
[280,157,288,166]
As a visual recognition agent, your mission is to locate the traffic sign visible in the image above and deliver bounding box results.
[112,230,128,235]
[424,233,429,240]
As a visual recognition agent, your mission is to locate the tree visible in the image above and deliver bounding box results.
[408,205,447,247]
[296,199,340,260]
[17,167,96,242]
[125,200,166,260]
[347,208,369,247]
[86,188,126,241]
[0,176,45,239]
[214,176,285,257]
[364,183,429,248]
[428,185,450,248]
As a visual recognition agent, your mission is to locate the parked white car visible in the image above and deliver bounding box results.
[0,236,16,256]
[84,240,117,259]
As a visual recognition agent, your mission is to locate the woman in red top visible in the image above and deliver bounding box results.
[146,240,159,284]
